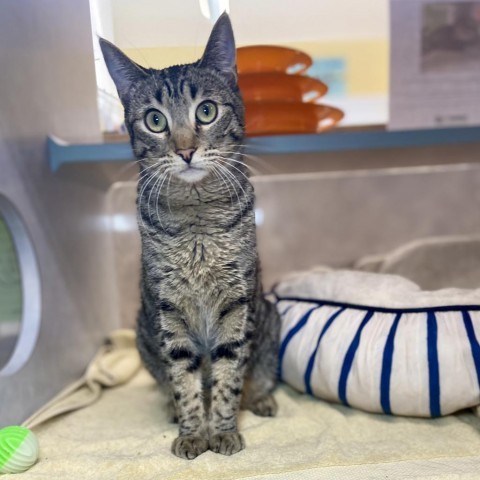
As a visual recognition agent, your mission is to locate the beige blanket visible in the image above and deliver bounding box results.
[7,329,480,480]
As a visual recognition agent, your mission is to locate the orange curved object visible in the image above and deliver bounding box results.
[236,46,313,75]
[244,101,344,137]
[238,73,328,103]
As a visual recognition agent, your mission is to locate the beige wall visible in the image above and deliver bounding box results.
[111,0,387,48]
[0,0,119,425]
[100,0,389,97]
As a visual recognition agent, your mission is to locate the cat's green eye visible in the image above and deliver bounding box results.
[145,109,168,133]
[196,101,218,125]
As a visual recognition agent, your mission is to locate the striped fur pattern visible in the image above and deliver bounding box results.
[100,14,279,459]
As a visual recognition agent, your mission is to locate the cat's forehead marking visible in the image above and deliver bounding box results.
[140,65,233,127]
[164,78,173,98]
[154,71,195,107]
[189,84,198,100]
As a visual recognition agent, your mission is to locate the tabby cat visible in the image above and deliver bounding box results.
[100,13,280,460]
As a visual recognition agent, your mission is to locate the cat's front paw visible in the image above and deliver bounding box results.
[209,432,245,456]
[171,435,209,460]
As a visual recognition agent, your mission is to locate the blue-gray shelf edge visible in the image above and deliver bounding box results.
[48,126,480,172]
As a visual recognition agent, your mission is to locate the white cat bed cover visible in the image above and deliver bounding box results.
[273,268,480,417]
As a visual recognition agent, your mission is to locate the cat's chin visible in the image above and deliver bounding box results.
[175,166,209,184]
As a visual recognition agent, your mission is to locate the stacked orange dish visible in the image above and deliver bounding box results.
[236,46,344,137]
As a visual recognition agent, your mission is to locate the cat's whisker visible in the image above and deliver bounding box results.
[138,168,161,207]
[213,162,251,226]
[138,156,171,172]
[147,169,166,224]
[111,156,156,184]
[214,154,261,177]
[139,176,159,203]
[221,165,250,206]
[210,164,235,211]
[207,149,253,168]
[221,148,278,174]
[223,142,273,156]
[212,161,242,211]
[155,166,173,232]
[165,170,174,216]
[213,152,252,165]
[112,160,139,182]
[215,157,256,185]
[137,161,165,183]
[213,161,249,220]
[208,146,275,174]
[138,167,164,237]
[133,161,164,188]
[214,160,248,194]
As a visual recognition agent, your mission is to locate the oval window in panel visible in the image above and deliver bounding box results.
[0,194,41,376]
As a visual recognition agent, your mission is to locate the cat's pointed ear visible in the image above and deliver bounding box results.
[199,12,237,85]
[99,37,148,102]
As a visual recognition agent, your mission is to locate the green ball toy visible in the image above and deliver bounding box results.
[0,426,39,474]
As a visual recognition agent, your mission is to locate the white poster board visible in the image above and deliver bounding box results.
[389,0,480,130]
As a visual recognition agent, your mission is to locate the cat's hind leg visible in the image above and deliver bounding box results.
[241,297,280,417]
[136,317,179,423]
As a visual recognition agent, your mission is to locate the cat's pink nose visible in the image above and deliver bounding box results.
[176,148,196,164]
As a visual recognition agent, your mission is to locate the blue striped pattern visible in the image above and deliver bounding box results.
[380,313,402,414]
[277,297,480,417]
[427,312,441,417]
[338,310,374,406]
[304,307,345,395]
[463,311,480,389]
[278,306,318,380]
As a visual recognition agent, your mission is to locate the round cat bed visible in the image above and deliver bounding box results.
[273,268,480,417]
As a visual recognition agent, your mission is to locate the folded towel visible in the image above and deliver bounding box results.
[7,329,480,479]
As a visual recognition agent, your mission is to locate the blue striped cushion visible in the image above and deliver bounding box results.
[275,272,480,417]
